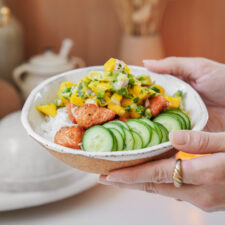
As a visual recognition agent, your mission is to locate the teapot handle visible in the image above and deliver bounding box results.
[71,57,86,68]
[13,64,30,88]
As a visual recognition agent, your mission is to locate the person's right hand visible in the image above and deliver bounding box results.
[143,57,225,132]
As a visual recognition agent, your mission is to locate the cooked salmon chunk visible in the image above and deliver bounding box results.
[54,126,85,149]
[66,102,78,124]
[149,95,168,117]
[74,104,116,129]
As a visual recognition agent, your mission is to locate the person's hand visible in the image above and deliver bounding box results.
[99,131,225,212]
[99,57,225,212]
[143,57,225,132]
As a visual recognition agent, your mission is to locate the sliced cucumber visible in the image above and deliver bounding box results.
[132,131,143,149]
[169,113,186,129]
[153,122,163,142]
[103,121,125,139]
[123,127,135,150]
[139,118,162,144]
[111,131,118,151]
[164,109,191,129]
[112,120,130,130]
[126,119,152,147]
[83,125,114,152]
[154,122,169,142]
[109,128,124,151]
[153,113,183,132]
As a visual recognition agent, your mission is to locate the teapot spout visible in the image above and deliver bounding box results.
[59,38,73,59]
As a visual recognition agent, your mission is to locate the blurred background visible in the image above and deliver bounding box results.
[0,0,225,224]
[7,0,225,65]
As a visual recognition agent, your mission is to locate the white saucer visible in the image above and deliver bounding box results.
[0,173,98,211]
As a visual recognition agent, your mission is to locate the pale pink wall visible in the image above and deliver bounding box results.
[8,0,225,65]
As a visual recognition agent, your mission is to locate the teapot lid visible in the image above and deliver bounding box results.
[30,49,69,67]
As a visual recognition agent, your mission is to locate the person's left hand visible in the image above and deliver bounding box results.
[99,130,225,212]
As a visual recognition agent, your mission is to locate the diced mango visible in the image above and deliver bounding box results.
[81,75,91,83]
[57,81,75,105]
[70,92,85,106]
[88,81,112,93]
[111,93,122,105]
[107,103,127,116]
[104,58,117,72]
[36,104,57,117]
[121,97,133,107]
[124,65,130,74]
[129,85,151,100]
[164,95,181,109]
[130,109,141,119]
[104,58,130,74]
[104,92,112,105]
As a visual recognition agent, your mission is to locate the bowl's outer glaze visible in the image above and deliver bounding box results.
[21,66,208,174]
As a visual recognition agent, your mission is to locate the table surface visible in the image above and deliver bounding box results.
[0,184,224,225]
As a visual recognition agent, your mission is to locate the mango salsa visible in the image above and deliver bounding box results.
[38,58,187,120]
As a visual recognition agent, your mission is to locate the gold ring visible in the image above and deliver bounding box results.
[173,159,183,188]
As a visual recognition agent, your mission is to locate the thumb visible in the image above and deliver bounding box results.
[169,130,225,154]
[143,57,202,80]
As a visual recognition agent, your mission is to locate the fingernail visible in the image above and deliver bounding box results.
[169,131,188,145]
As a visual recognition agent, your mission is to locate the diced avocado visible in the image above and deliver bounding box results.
[136,74,152,85]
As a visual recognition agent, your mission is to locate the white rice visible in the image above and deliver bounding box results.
[39,107,76,141]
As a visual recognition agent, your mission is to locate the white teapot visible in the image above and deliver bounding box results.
[13,39,85,99]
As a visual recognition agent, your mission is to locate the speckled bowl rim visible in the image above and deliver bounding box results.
[21,66,208,162]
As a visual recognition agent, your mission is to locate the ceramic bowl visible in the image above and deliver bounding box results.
[21,66,208,174]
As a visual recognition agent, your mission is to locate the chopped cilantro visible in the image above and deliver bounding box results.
[117,88,128,96]
[133,97,139,103]
[173,90,183,97]
[135,105,145,115]
[97,96,106,104]
[151,86,160,93]
[125,105,131,112]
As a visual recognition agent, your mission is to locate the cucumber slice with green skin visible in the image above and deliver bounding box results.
[109,128,124,151]
[154,122,169,142]
[170,113,186,129]
[111,131,118,151]
[153,113,183,132]
[132,131,143,149]
[153,122,163,142]
[126,119,152,147]
[110,120,134,150]
[103,121,125,139]
[123,127,135,150]
[147,128,160,147]
[139,118,162,143]
[113,120,130,130]
[83,125,114,152]
[164,109,191,129]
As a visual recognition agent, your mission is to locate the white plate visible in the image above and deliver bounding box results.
[0,173,98,212]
